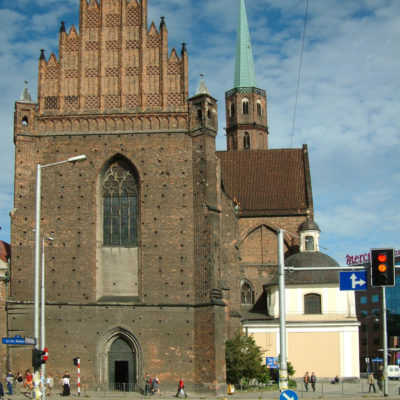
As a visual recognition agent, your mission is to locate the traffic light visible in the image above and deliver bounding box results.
[371,248,395,287]
[73,357,80,366]
[32,349,46,369]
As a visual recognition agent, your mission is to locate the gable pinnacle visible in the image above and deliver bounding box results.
[196,73,210,96]
[234,0,257,88]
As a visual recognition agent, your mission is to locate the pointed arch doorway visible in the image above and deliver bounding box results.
[100,329,142,392]
[108,338,136,391]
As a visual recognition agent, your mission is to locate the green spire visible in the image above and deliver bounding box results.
[234,0,257,88]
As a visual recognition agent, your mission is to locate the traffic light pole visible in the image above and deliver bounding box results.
[382,287,388,397]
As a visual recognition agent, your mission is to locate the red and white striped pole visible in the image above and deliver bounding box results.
[76,358,81,397]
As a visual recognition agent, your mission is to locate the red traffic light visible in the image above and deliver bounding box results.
[377,254,387,263]
[43,347,49,361]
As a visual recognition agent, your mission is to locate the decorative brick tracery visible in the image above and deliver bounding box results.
[44,96,59,110]
[85,10,100,28]
[105,13,120,27]
[106,40,119,51]
[105,95,120,109]
[45,67,59,79]
[65,39,79,52]
[126,40,140,49]
[85,95,100,109]
[64,96,79,111]
[105,67,119,77]
[147,65,160,76]
[85,41,101,51]
[126,7,140,26]
[65,69,78,79]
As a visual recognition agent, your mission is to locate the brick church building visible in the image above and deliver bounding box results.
[7,0,313,392]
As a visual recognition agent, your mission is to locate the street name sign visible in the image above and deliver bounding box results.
[340,271,367,291]
[280,389,298,400]
[2,335,36,345]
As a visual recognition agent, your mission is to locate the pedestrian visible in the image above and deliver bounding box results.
[175,378,187,397]
[46,373,54,396]
[368,372,376,393]
[6,371,14,395]
[0,380,4,400]
[310,372,317,392]
[16,373,23,393]
[151,377,161,395]
[144,373,151,396]
[376,369,383,392]
[303,372,310,392]
[61,371,70,396]
[24,369,33,391]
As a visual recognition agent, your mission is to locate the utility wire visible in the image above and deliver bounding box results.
[290,0,309,148]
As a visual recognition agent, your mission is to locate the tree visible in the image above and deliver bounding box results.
[225,330,269,384]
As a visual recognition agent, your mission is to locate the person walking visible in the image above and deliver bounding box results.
[6,371,14,395]
[310,372,317,392]
[15,373,23,393]
[368,372,376,393]
[175,378,187,397]
[144,373,151,396]
[46,373,54,396]
[61,371,70,396]
[303,372,310,392]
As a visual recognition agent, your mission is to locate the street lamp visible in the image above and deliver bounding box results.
[33,155,87,363]
[40,235,53,400]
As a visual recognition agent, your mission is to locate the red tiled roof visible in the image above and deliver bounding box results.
[0,241,11,263]
[216,146,313,216]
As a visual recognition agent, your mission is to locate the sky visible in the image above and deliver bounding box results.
[0,0,399,265]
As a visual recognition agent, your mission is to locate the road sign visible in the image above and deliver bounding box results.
[280,389,298,400]
[372,357,383,362]
[340,271,367,291]
[266,356,278,369]
[2,335,36,345]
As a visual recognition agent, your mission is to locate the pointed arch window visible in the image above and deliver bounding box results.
[257,100,262,116]
[242,98,249,114]
[243,132,250,150]
[241,280,254,305]
[103,160,138,247]
[304,293,321,314]
[230,102,235,118]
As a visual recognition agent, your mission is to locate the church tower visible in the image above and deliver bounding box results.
[225,0,269,151]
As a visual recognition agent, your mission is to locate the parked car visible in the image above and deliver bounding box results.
[388,365,400,380]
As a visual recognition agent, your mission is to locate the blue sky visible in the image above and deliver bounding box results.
[0,0,399,264]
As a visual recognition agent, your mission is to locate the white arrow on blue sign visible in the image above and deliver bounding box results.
[340,271,368,291]
[280,389,298,400]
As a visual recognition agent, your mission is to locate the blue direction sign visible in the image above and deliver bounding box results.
[340,271,367,291]
[266,357,278,369]
[2,335,36,345]
[280,389,298,400]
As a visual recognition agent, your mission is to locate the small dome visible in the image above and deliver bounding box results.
[299,219,320,232]
[285,251,339,284]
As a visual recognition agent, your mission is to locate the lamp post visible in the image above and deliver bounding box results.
[40,235,53,400]
[33,154,87,395]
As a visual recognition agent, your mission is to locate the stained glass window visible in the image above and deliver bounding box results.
[103,160,138,247]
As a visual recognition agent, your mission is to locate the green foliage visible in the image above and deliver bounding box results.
[225,330,270,384]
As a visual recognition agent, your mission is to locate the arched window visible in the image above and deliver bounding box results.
[241,281,254,305]
[230,102,235,117]
[243,132,250,150]
[242,98,249,114]
[257,100,262,116]
[103,160,138,247]
[304,293,321,314]
[305,236,314,251]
